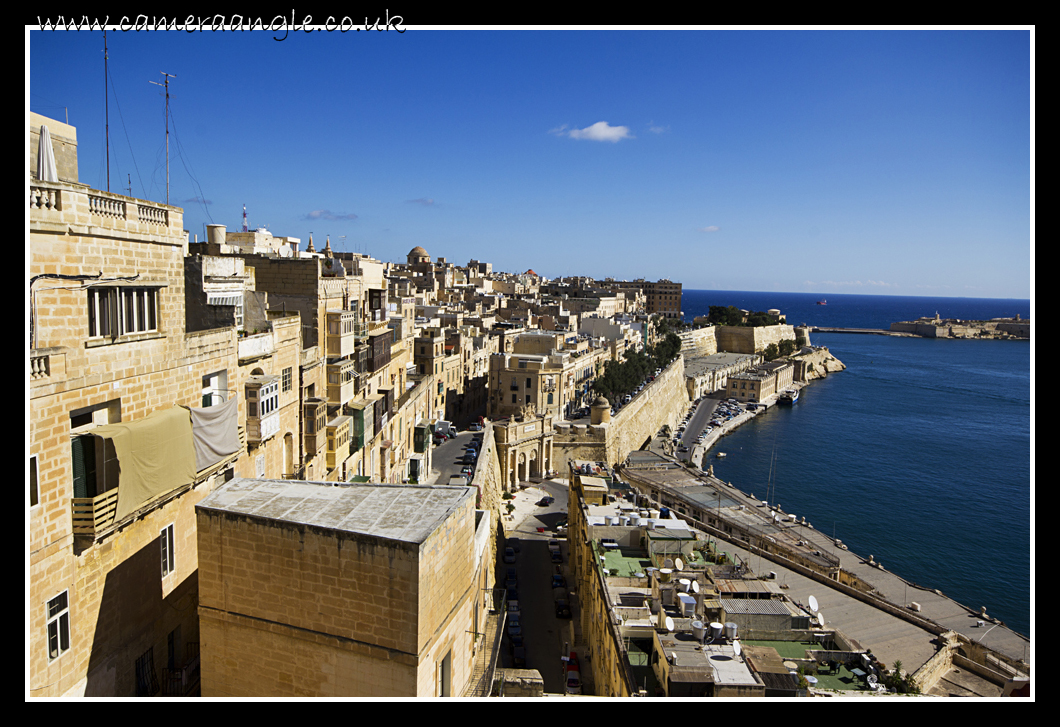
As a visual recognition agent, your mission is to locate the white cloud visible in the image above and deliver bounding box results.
[697,226,720,233]
[304,209,358,221]
[647,121,669,134]
[560,121,633,143]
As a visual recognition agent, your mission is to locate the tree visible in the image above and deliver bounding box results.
[779,339,796,357]
[763,343,779,361]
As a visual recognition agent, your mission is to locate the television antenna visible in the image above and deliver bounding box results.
[149,71,176,205]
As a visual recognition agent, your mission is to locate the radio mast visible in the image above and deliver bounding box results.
[149,71,176,205]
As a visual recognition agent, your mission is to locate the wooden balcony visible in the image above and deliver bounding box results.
[71,489,119,536]
[71,426,245,540]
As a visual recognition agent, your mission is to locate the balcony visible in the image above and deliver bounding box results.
[238,330,275,363]
[326,310,366,359]
[72,422,245,540]
[326,359,359,406]
[30,180,183,243]
[463,588,507,697]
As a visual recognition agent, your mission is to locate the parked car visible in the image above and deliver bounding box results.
[554,598,571,618]
[468,423,483,431]
[536,496,555,506]
[503,547,516,564]
[512,645,527,668]
[507,599,521,618]
[551,574,566,589]
[508,537,521,553]
[507,616,522,638]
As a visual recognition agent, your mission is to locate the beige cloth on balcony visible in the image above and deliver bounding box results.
[92,407,197,522]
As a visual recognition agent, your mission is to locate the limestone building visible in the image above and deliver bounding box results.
[30,113,239,696]
[196,478,500,697]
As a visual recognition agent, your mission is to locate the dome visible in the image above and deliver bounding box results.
[409,245,427,256]
[592,396,610,407]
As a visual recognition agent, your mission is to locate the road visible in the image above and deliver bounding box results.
[428,428,483,484]
[497,478,572,694]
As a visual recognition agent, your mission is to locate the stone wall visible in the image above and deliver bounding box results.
[552,356,688,473]
[716,324,795,355]
[678,326,717,355]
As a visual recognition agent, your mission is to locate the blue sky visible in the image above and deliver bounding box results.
[28,27,1032,299]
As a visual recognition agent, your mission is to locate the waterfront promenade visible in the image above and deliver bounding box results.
[648,383,1029,681]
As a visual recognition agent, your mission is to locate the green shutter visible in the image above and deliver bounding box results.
[71,435,97,498]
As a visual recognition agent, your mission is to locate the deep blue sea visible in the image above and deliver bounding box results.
[680,291,1031,637]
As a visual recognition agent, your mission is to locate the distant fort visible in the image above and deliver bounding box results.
[811,313,1029,340]
[889,313,1029,340]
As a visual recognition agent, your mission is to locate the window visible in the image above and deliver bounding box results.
[47,591,70,661]
[512,394,517,404]
[160,524,175,578]
[136,647,159,696]
[282,367,293,393]
[87,286,159,339]
[30,455,38,508]
[202,371,228,407]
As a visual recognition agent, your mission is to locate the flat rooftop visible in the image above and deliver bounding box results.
[197,477,473,544]
[658,633,759,687]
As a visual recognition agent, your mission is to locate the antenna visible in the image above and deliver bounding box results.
[104,31,110,192]
[149,71,176,205]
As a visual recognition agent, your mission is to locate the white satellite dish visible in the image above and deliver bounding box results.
[733,640,742,657]
[691,580,700,594]
[665,616,674,632]
[816,611,825,626]
[867,673,878,689]
[674,557,684,571]
[808,595,819,613]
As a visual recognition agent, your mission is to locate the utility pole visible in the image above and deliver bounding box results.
[149,71,176,205]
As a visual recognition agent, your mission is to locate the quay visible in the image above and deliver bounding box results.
[811,326,912,336]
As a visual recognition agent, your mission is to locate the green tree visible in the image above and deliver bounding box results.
[763,343,779,361]
[779,339,796,357]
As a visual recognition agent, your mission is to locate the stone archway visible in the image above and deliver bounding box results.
[528,448,539,479]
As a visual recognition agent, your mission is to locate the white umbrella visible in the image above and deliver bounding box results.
[37,125,59,182]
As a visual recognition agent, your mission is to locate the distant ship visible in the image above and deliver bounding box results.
[816,299,827,305]
[779,389,799,405]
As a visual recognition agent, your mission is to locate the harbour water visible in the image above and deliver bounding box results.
[680,290,1032,637]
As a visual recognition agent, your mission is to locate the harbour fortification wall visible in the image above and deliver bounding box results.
[552,356,688,471]
[677,326,717,356]
[716,324,795,355]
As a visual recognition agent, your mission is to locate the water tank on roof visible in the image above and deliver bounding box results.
[725,622,738,641]
[678,594,695,617]
[710,622,724,641]
[692,620,706,642]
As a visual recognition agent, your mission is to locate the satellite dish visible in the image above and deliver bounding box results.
[674,557,684,571]
[691,580,700,594]
[808,595,819,613]
[867,673,878,689]
[665,616,674,632]
[816,611,825,626]
[733,640,742,657]
[663,558,674,568]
